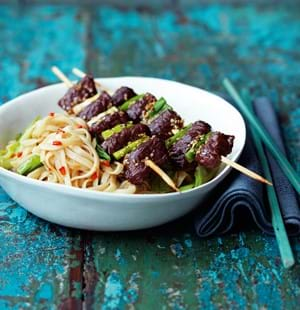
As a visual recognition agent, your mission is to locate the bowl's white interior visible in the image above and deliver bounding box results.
[0,77,246,230]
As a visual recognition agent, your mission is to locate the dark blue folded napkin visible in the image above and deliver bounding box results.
[253,97,300,235]
[194,97,300,237]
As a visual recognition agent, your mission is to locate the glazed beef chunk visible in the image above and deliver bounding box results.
[89,111,129,137]
[169,121,211,170]
[78,91,112,121]
[124,136,169,185]
[127,93,157,122]
[101,124,150,155]
[112,86,137,106]
[195,132,234,169]
[149,110,184,140]
[58,75,97,113]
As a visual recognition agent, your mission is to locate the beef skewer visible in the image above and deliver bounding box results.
[167,123,271,185]
[59,67,272,187]
[53,67,136,140]
[52,66,179,191]
[69,73,183,189]
[102,91,268,188]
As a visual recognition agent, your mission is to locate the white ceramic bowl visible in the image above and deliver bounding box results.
[0,77,246,230]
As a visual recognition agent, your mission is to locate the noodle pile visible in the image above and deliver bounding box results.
[9,113,136,194]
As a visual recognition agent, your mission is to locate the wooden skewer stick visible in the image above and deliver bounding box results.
[72,67,103,89]
[72,67,87,78]
[51,66,73,88]
[145,159,179,192]
[221,156,273,186]
[52,66,101,115]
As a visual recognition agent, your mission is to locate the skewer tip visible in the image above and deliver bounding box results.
[263,179,273,186]
[51,66,59,73]
[221,156,273,186]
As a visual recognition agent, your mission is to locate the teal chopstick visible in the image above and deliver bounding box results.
[223,78,300,194]
[242,89,295,269]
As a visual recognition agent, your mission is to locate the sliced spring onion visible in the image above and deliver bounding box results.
[153,97,166,112]
[4,141,20,157]
[185,140,202,163]
[195,166,217,187]
[157,102,172,114]
[165,124,192,148]
[146,97,172,119]
[113,135,149,160]
[19,116,41,142]
[119,94,144,111]
[17,155,42,175]
[194,166,206,187]
[179,183,195,192]
[101,122,133,140]
[185,133,211,163]
[179,166,216,191]
[0,157,12,169]
[0,141,20,169]
[0,117,41,169]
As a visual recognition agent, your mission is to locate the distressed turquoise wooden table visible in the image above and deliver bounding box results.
[0,1,299,309]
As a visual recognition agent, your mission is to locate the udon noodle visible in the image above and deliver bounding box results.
[8,113,136,194]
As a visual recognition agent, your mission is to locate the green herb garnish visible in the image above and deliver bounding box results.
[165,124,192,148]
[185,133,211,163]
[179,183,195,192]
[101,122,133,140]
[113,135,149,160]
[119,94,144,111]
[146,97,172,119]
[96,143,111,161]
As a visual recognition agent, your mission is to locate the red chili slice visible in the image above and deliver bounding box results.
[91,172,98,181]
[102,160,110,167]
[16,152,23,158]
[59,166,66,176]
[52,141,63,146]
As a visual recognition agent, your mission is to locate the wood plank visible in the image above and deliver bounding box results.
[84,2,300,308]
[0,5,87,308]
[86,228,300,308]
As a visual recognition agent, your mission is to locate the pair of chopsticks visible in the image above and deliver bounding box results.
[223,78,299,269]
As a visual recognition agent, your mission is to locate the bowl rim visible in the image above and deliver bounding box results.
[0,76,246,199]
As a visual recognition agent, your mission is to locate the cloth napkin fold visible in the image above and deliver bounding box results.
[194,96,300,237]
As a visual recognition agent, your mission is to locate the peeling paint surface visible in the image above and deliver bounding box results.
[0,1,299,309]
[0,5,85,309]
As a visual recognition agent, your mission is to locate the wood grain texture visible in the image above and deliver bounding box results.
[0,1,299,309]
[0,5,86,309]
[85,2,300,309]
